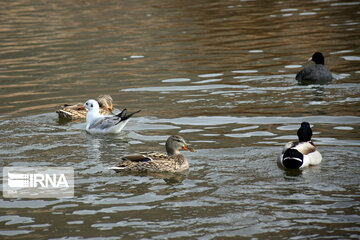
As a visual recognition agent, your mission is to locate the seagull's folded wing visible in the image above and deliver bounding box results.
[88,116,120,130]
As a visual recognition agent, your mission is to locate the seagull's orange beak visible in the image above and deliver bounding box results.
[78,106,86,110]
[183,144,195,152]
[108,106,114,111]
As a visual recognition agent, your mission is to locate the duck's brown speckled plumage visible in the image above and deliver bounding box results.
[110,136,195,173]
[56,95,113,120]
[116,152,189,173]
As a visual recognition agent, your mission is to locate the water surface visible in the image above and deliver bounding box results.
[0,0,360,239]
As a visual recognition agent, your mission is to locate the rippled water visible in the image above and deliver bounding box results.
[1,0,360,239]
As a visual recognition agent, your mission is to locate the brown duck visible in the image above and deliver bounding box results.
[110,135,195,173]
[56,95,114,120]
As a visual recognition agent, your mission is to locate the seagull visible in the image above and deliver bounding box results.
[84,99,140,134]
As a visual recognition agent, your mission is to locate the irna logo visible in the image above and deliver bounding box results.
[3,167,74,198]
[8,172,69,188]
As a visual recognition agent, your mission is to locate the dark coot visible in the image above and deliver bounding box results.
[296,52,332,83]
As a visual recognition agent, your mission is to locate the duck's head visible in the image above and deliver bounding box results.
[97,95,114,111]
[165,135,195,156]
[310,52,325,65]
[84,99,100,112]
[297,122,313,142]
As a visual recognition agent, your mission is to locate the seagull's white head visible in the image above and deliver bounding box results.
[84,99,100,113]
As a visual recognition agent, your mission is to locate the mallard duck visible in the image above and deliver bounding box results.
[296,52,332,83]
[56,95,114,120]
[278,122,322,169]
[84,99,140,134]
[110,135,195,173]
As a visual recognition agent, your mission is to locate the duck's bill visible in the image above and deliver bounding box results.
[183,145,195,152]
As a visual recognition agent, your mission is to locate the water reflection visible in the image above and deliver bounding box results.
[85,135,102,163]
[120,171,188,185]
[283,169,303,178]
